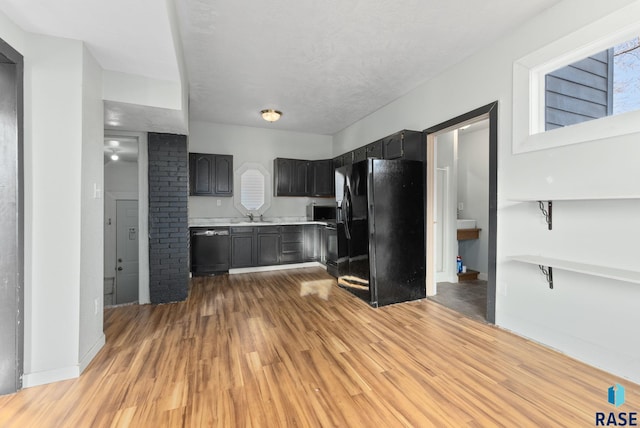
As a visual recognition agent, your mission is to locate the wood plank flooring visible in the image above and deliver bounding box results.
[0,267,637,427]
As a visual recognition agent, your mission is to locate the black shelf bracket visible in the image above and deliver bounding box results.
[538,265,554,289]
[537,201,552,230]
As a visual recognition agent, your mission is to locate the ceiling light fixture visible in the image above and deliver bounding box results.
[110,150,119,161]
[261,109,282,122]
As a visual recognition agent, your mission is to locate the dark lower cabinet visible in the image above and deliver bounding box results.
[230,227,254,268]
[281,225,304,264]
[228,224,327,269]
[257,228,281,266]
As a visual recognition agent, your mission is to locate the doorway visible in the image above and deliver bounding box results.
[0,37,24,395]
[424,102,498,323]
[103,135,140,306]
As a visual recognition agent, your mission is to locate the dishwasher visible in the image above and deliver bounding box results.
[190,227,230,275]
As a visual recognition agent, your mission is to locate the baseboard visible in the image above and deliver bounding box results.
[23,365,80,388]
[478,272,488,281]
[79,333,106,373]
[230,262,324,275]
[23,333,105,388]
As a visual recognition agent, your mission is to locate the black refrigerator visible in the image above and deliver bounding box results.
[335,159,425,307]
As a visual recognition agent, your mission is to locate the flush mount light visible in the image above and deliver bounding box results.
[109,140,120,147]
[261,109,282,122]
[110,151,119,161]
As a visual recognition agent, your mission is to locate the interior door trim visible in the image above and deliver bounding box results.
[424,101,498,324]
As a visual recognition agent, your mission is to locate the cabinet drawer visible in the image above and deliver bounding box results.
[282,242,303,253]
[231,226,253,234]
[257,226,280,234]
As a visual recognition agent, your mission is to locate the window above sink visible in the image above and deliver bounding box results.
[234,162,272,216]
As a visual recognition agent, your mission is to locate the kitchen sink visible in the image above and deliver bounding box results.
[457,219,476,229]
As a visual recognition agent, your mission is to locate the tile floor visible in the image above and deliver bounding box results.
[429,280,487,322]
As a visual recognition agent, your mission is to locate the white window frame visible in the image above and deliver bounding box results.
[233,162,272,216]
[513,7,640,154]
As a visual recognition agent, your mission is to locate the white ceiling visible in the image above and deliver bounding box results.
[0,0,561,135]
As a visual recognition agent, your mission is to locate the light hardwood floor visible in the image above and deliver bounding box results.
[0,267,637,427]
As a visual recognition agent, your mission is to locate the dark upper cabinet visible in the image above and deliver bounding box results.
[341,152,353,166]
[214,155,233,194]
[274,158,294,196]
[382,130,425,161]
[189,153,233,196]
[382,134,403,159]
[401,130,425,162]
[333,155,343,169]
[366,140,383,159]
[309,159,334,197]
[274,158,309,196]
[293,160,309,195]
[352,146,367,163]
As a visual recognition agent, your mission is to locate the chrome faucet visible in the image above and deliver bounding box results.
[247,212,254,222]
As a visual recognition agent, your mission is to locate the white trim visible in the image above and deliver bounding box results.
[513,4,640,154]
[79,333,105,373]
[229,262,324,275]
[23,366,80,388]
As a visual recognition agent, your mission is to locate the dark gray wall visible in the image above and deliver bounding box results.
[148,133,189,304]
[545,49,614,130]
[0,38,24,395]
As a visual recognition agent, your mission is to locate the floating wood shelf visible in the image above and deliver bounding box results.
[457,269,479,281]
[457,228,481,240]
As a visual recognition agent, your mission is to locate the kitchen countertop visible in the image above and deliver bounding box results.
[189,217,330,228]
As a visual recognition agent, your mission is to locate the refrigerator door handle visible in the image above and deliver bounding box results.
[343,188,352,240]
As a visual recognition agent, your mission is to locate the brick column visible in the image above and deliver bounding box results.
[147,133,189,303]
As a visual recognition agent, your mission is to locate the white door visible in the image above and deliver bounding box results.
[116,200,139,304]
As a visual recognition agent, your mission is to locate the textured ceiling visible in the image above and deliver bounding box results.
[0,0,562,135]
[175,0,561,135]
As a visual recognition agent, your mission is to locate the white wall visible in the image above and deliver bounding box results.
[457,126,489,278]
[333,0,640,383]
[79,45,105,371]
[22,33,84,386]
[188,121,333,220]
[0,11,107,386]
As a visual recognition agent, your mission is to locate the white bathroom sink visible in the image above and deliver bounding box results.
[457,219,476,229]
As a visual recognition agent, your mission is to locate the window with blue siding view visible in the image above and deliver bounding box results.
[545,36,640,130]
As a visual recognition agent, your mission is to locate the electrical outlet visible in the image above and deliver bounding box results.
[216,199,221,207]
[458,202,464,211]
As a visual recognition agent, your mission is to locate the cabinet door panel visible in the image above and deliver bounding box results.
[231,234,254,268]
[383,135,403,159]
[311,159,334,197]
[257,234,280,266]
[274,158,294,196]
[353,147,367,163]
[190,153,213,195]
[292,160,309,195]
[366,140,383,159]
[215,155,233,195]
